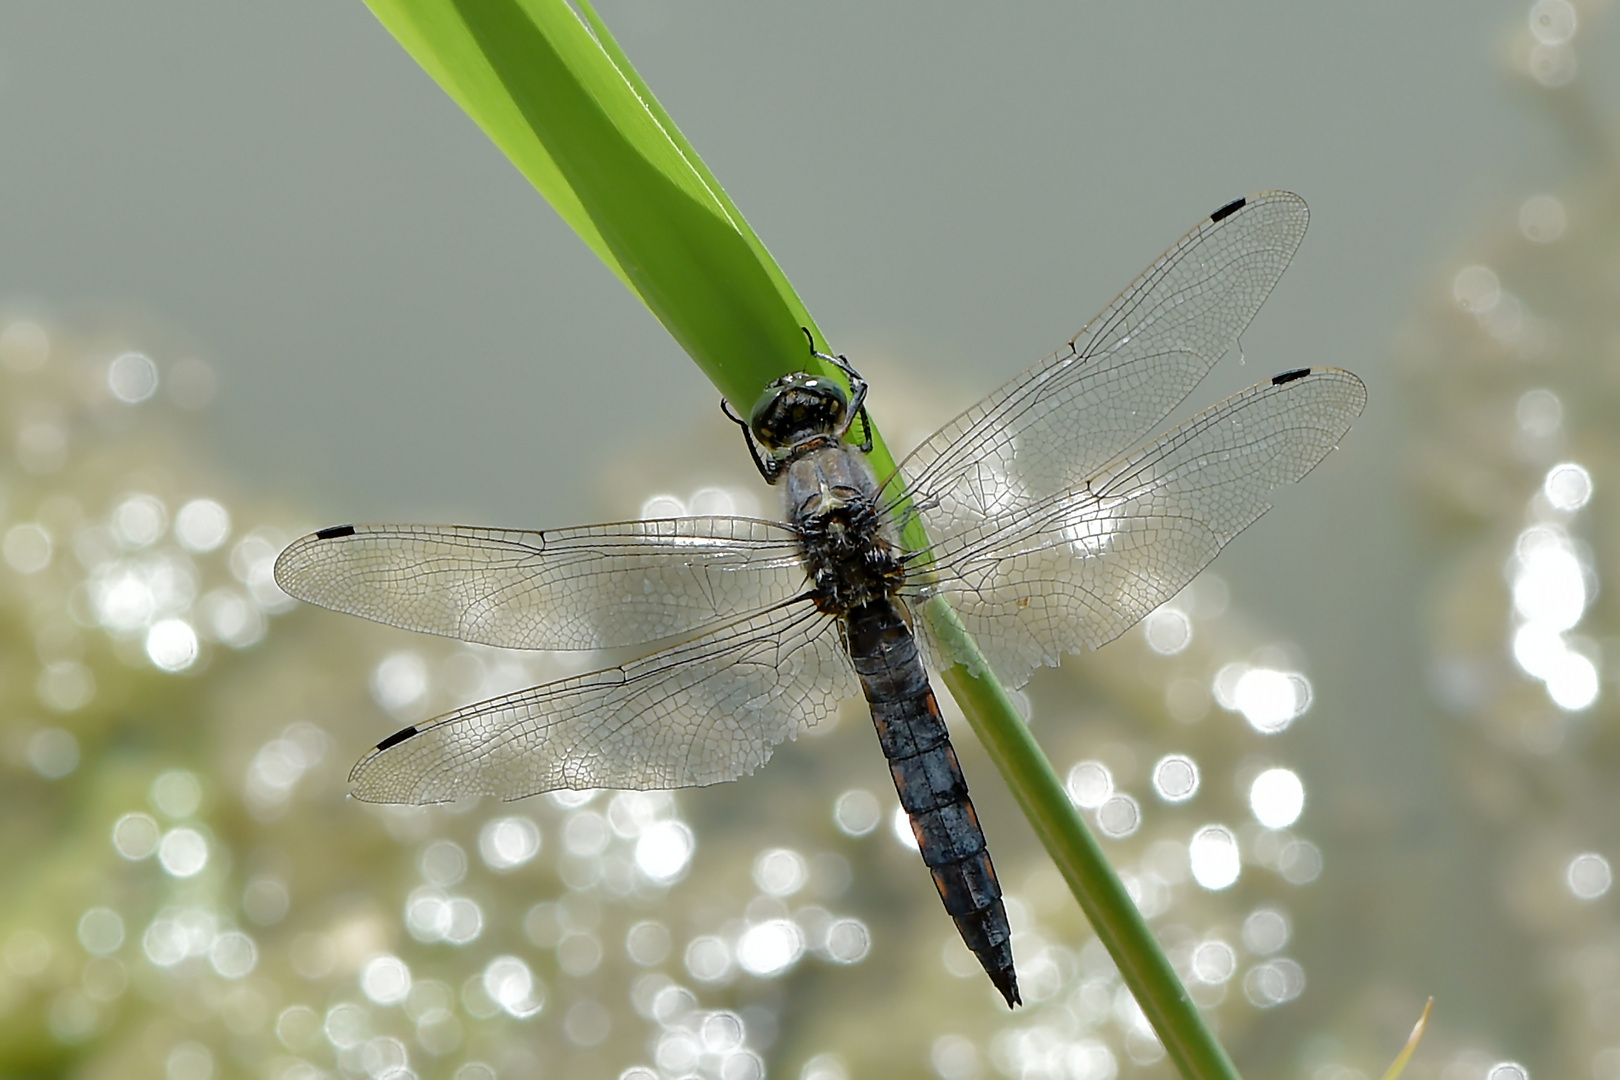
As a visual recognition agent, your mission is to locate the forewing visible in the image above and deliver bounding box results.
[911,368,1366,688]
[273,518,807,651]
[347,602,859,802]
[890,192,1309,516]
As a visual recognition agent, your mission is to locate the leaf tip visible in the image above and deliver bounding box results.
[1378,996,1434,1080]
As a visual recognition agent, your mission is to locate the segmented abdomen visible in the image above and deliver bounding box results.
[844,599,1020,1007]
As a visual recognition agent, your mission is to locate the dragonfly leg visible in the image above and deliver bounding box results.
[720,396,781,482]
[802,328,874,453]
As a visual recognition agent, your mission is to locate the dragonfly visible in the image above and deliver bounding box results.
[273,191,1365,1009]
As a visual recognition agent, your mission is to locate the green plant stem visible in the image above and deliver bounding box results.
[931,599,1242,1080]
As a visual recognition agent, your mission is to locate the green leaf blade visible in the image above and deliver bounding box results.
[365,0,820,413]
[364,1,623,287]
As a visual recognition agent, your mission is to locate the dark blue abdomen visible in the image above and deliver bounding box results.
[845,599,1020,1007]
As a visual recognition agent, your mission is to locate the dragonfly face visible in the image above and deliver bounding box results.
[273,191,1366,1010]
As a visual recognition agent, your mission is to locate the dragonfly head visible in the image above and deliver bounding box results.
[749,373,848,450]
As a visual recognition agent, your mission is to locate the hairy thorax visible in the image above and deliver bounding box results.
[782,444,906,616]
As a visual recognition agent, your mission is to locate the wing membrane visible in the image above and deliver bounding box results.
[347,603,858,802]
[910,368,1366,687]
[890,192,1309,516]
[274,518,807,651]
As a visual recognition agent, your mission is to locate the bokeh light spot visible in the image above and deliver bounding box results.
[146,619,199,672]
[1519,194,1568,242]
[1143,607,1192,655]
[1242,908,1291,954]
[1516,388,1562,437]
[208,932,257,979]
[563,810,611,856]
[112,813,160,859]
[1189,826,1241,890]
[479,816,541,870]
[1152,754,1200,802]
[371,651,428,713]
[1191,940,1236,985]
[626,921,672,966]
[932,1035,980,1080]
[1529,0,1576,44]
[27,727,79,778]
[77,908,125,956]
[1512,526,1585,630]
[802,1054,848,1080]
[419,840,467,886]
[165,1041,213,1080]
[1249,768,1305,829]
[823,918,871,964]
[482,956,543,1017]
[640,494,685,519]
[753,848,808,897]
[1066,760,1113,809]
[557,932,603,977]
[1567,853,1612,900]
[684,936,732,982]
[112,495,167,549]
[1278,840,1324,885]
[635,820,694,882]
[833,789,880,836]
[5,523,52,573]
[1231,668,1311,733]
[1243,959,1305,1007]
[360,955,412,1005]
[1453,265,1501,312]
[443,898,483,945]
[175,499,231,552]
[736,919,804,977]
[1547,650,1599,711]
[1542,462,1592,512]
[405,889,452,943]
[107,353,159,404]
[275,1005,320,1052]
[324,1002,370,1049]
[157,828,208,878]
[151,770,203,818]
[1096,795,1141,839]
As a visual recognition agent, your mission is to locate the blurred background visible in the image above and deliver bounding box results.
[0,1,1616,1078]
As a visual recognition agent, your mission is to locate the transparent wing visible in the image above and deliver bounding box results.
[909,368,1366,688]
[888,192,1309,514]
[273,518,808,652]
[347,602,859,802]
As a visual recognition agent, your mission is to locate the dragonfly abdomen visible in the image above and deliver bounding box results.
[845,600,1020,1008]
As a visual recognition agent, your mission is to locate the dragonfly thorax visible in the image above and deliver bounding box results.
[749,373,848,450]
[784,444,905,616]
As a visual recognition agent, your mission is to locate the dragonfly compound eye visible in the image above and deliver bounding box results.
[749,374,848,449]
